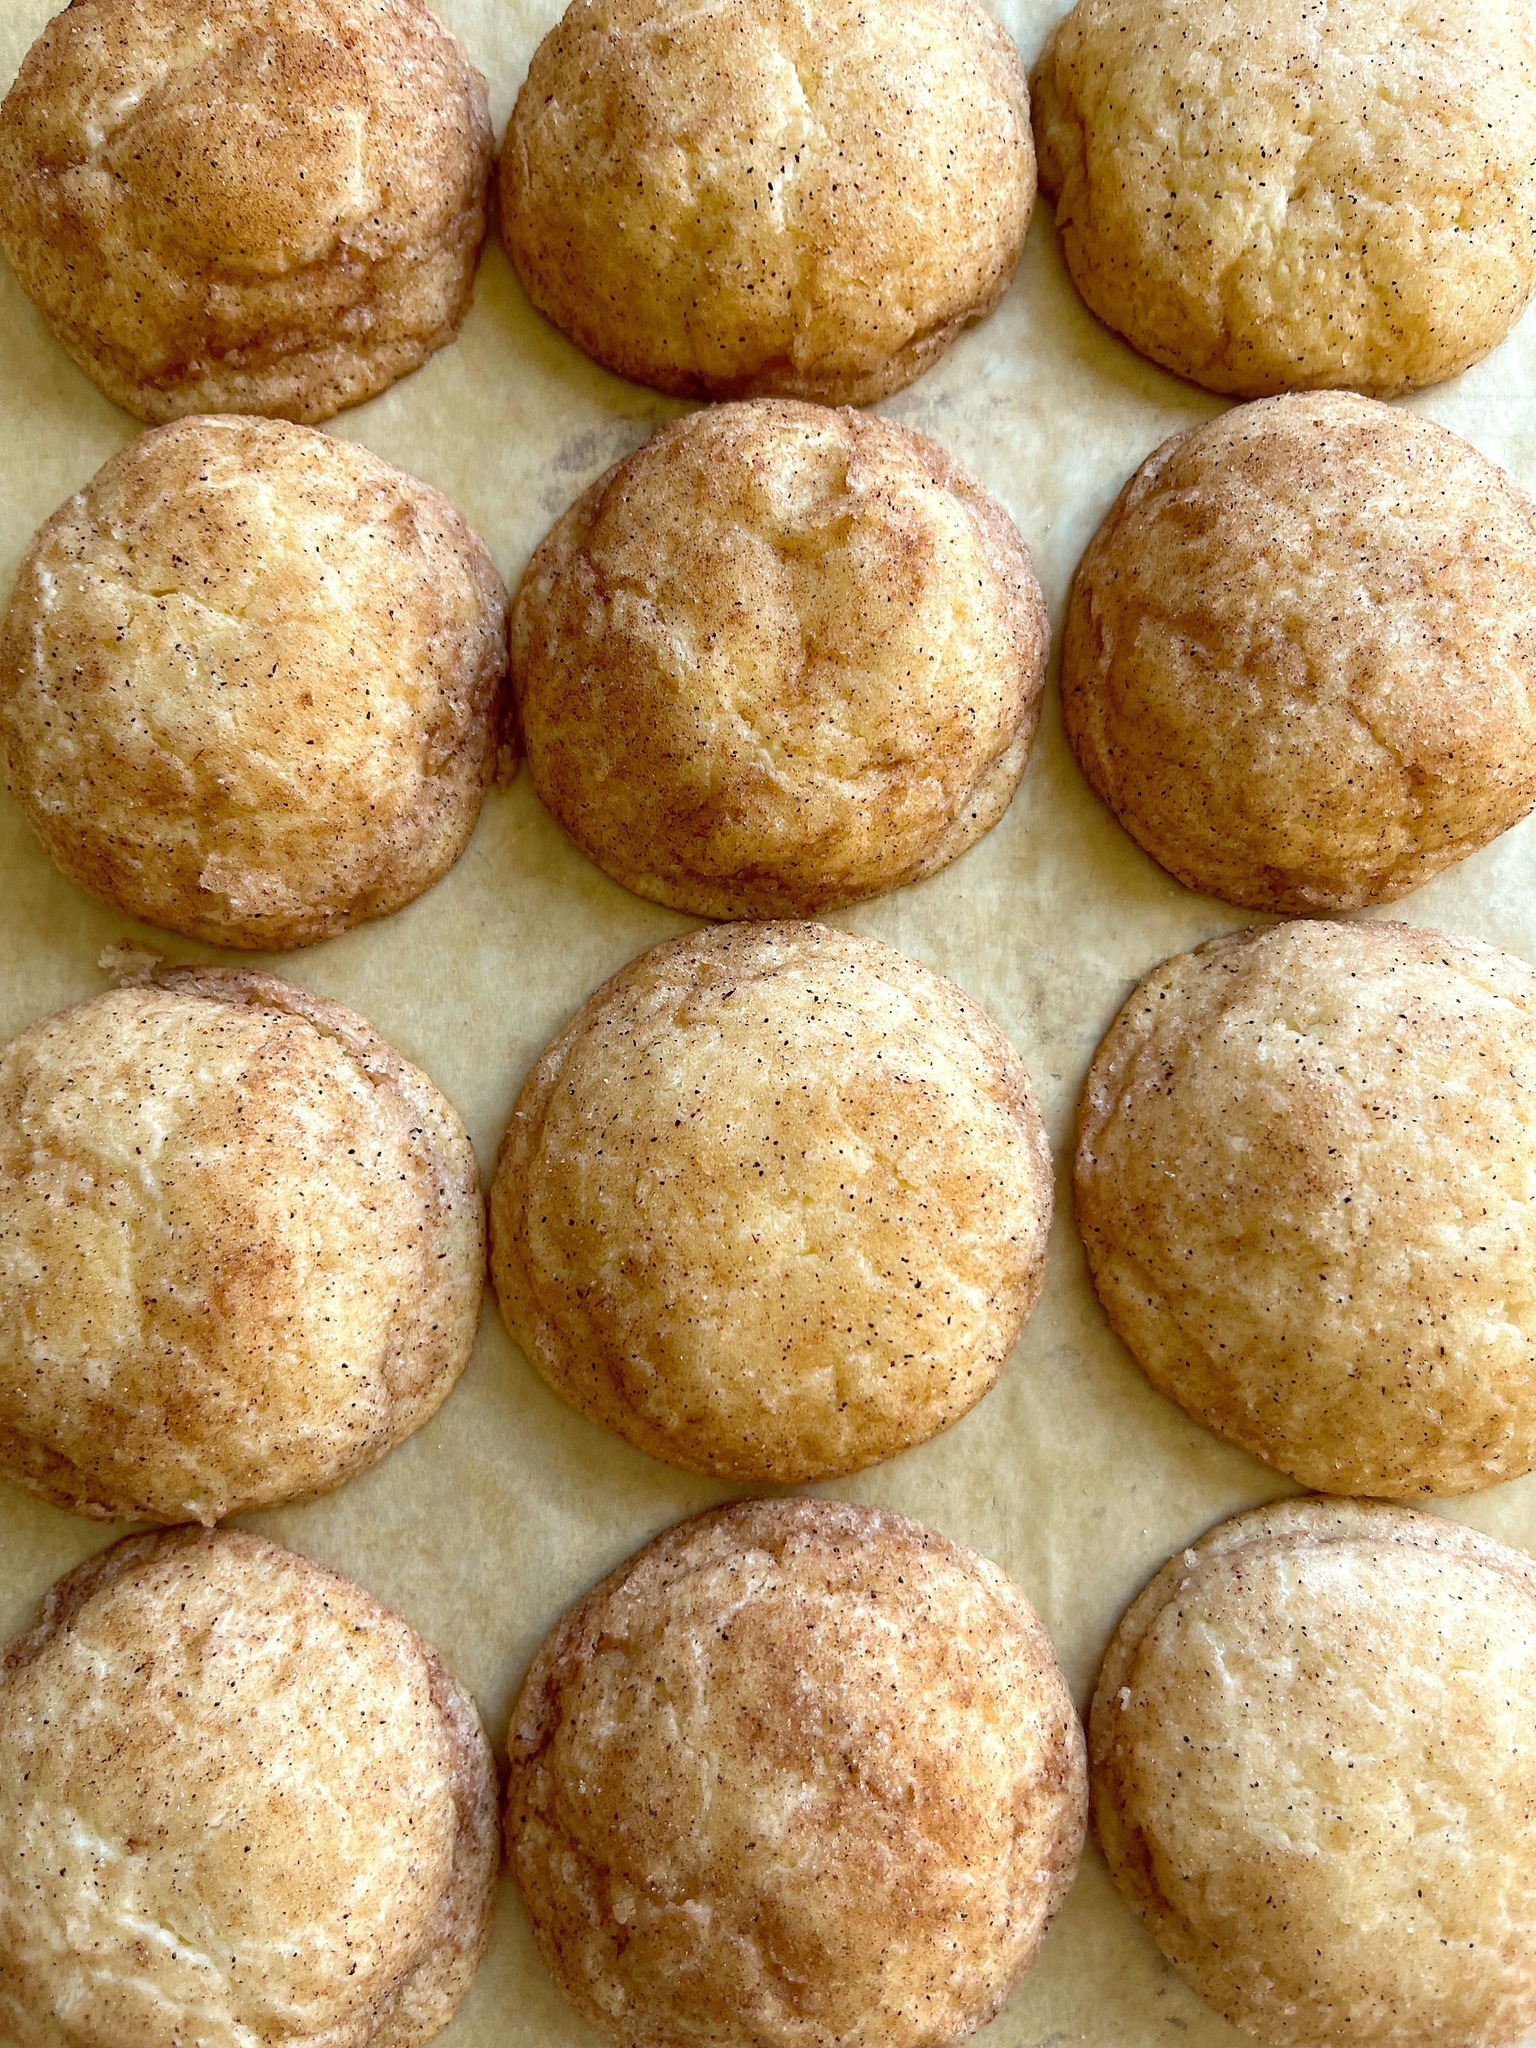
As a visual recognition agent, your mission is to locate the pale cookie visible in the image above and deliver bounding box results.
[1076,919,1536,1497]
[0,415,510,950]
[1033,0,1536,398]
[508,1496,1086,2048]
[500,0,1033,404]
[1062,394,1536,912]
[0,0,493,423]
[512,401,1047,918]
[490,922,1052,1482]
[0,966,484,1525]
[1092,1498,1536,2048]
[0,1528,498,2048]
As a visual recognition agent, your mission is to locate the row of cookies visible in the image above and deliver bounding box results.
[495,911,1536,1503]
[7,390,1536,951]
[0,1496,1085,2048]
[0,927,1040,1518]
[0,0,1028,420]
[0,396,1050,941]
[6,1480,1536,2047]
[5,0,1536,424]
[10,909,1536,1524]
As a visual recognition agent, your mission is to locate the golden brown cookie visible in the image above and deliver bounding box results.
[0,965,484,1524]
[508,1496,1086,2048]
[500,0,1033,404]
[1062,394,1536,912]
[0,0,493,423]
[0,1527,498,2048]
[1091,1498,1536,2048]
[490,922,1052,1481]
[1076,918,1536,1497]
[1033,0,1536,398]
[0,415,510,950]
[512,401,1048,917]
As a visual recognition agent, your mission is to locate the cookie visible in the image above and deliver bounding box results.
[0,1527,498,2048]
[0,0,492,423]
[1062,394,1536,912]
[512,401,1048,917]
[1091,1498,1536,2048]
[507,1496,1086,2048]
[0,966,484,1524]
[1076,918,1536,1497]
[490,921,1052,1481]
[500,0,1033,404]
[0,415,510,950]
[1033,0,1536,398]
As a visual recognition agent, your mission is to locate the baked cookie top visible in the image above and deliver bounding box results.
[0,1527,498,2048]
[1062,393,1536,912]
[490,921,1052,1481]
[1034,0,1536,397]
[1076,918,1536,1497]
[1092,1498,1536,2048]
[508,1496,1086,2048]
[500,0,1033,404]
[0,967,485,1524]
[512,400,1047,918]
[1,415,509,950]
[0,0,493,422]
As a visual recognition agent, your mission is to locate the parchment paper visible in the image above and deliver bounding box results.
[6,2,1536,2041]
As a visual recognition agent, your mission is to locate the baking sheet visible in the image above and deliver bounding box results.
[5,1,1536,2041]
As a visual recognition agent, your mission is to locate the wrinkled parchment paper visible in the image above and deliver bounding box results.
[7,2,1536,2041]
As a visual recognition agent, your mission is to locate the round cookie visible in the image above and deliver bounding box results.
[0,1527,498,2048]
[500,0,1033,405]
[1032,0,1536,398]
[512,402,1048,918]
[0,0,493,424]
[1091,1498,1536,2048]
[491,921,1052,1481]
[0,415,510,950]
[507,1496,1086,2048]
[1075,918,1536,1497]
[1061,394,1536,912]
[0,965,484,1525]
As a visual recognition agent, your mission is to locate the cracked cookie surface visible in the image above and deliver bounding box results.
[1033,0,1536,397]
[0,1527,499,2048]
[1061,393,1536,912]
[1076,919,1536,1497]
[0,0,493,423]
[490,921,1052,1482]
[0,414,509,949]
[1091,1499,1536,2048]
[500,0,1033,404]
[506,1496,1086,2048]
[0,966,485,1524]
[511,400,1047,918]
